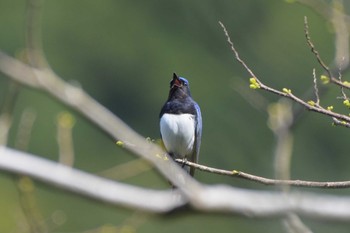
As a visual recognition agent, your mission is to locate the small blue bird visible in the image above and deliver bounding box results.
[159,73,202,176]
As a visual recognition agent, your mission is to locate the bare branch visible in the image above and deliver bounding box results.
[304,16,350,90]
[175,158,350,189]
[219,21,350,126]
[219,21,257,79]
[304,16,332,78]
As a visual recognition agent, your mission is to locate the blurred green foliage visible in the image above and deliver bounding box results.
[1,0,350,232]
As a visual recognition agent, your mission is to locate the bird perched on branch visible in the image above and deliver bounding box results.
[159,73,202,176]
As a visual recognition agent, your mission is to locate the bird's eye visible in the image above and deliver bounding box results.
[183,81,188,86]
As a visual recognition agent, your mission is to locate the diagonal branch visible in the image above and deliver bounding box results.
[304,16,350,89]
[219,21,350,125]
[304,16,333,79]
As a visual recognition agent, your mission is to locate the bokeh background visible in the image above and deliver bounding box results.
[1,0,350,232]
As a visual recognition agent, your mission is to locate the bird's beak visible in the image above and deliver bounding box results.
[172,73,182,88]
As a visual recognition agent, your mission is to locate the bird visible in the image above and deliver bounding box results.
[159,73,202,176]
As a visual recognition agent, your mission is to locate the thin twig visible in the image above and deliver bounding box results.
[304,16,333,79]
[304,16,350,90]
[219,21,257,79]
[337,61,347,100]
[175,158,350,189]
[332,117,350,128]
[312,68,320,105]
[219,22,289,98]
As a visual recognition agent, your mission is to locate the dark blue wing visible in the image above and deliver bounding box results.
[190,102,202,176]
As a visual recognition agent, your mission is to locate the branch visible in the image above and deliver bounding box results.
[0,146,186,212]
[304,16,350,89]
[304,16,333,79]
[219,21,350,126]
[175,159,350,189]
[3,146,350,220]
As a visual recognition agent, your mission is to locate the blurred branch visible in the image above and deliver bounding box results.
[83,211,148,233]
[17,176,48,233]
[13,108,46,233]
[98,158,152,180]
[0,146,187,213]
[15,108,37,150]
[25,0,48,68]
[230,78,268,113]
[268,100,313,233]
[56,112,75,167]
[331,0,349,69]
[0,82,20,145]
[268,100,294,183]
[4,146,350,220]
[283,214,314,233]
[295,0,337,20]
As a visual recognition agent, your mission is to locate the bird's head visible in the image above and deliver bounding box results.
[169,73,191,99]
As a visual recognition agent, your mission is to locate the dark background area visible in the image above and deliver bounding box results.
[1,1,350,232]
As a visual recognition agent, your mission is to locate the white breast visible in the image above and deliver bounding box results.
[160,113,195,158]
